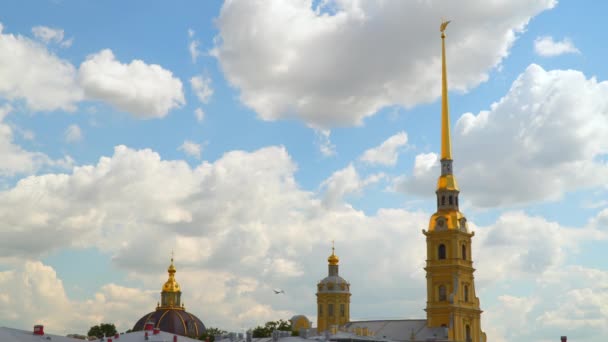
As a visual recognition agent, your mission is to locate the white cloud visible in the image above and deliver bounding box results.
[0,23,83,111]
[178,140,202,159]
[188,28,201,63]
[0,144,429,331]
[31,26,65,45]
[79,49,185,118]
[0,105,71,176]
[0,261,157,335]
[194,108,205,122]
[398,64,608,207]
[189,40,201,63]
[190,75,213,104]
[320,164,383,208]
[0,142,607,339]
[315,129,335,157]
[360,131,407,166]
[534,36,580,57]
[0,25,185,117]
[64,124,82,143]
[212,0,555,128]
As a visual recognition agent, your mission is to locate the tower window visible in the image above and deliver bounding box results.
[462,245,467,260]
[438,285,447,301]
[319,304,323,315]
[328,304,334,316]
[340,304,345,317]
[455,196,459,206]
[441,196,445,205]
[438,244,446,260]
[449,195,453,205]
[464,285,469,302]
[465,325,471,342]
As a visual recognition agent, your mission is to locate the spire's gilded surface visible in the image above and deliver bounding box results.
[436,20,459,193]
[428,20,464,231]
[440,20,452,161]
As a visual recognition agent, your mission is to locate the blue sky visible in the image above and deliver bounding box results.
[0,1,607,341]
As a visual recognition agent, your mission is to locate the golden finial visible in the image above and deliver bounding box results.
[163,252,180,293]
[328,241,339,265]
[440,19,452,161]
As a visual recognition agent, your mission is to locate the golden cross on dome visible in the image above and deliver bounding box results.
[331,240,335,254]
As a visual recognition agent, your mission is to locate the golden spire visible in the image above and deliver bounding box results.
[440,19,452,160]
[162,253,181,293]
[328,240,339,265]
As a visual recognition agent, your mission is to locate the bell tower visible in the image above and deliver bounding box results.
[422,20,486,342]
[316,243,351,332]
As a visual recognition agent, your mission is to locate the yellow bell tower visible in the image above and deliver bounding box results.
[422,20,486,342]
[316,243,351,333]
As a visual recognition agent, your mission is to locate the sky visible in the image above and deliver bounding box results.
[0,0,607,341]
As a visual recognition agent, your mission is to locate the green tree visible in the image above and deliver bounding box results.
[251,320,292,338]
[199,327,227,342]
[87,323,117,338]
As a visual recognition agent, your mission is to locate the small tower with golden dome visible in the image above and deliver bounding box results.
[160,255,182,309]
[422,20,486,342]
[316,243,351,332]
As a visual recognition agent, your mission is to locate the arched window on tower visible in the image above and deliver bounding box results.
[462,244,467,260]
[319,303,323,315]
[328,304,334,316]
[438,244,446,260]
[340,304,345,317]
[449,195,453,205]
[465,325,471,342]
[455,195,459,206]
[441,196,446,205]
[438,285,447,301]
[464,285,469,302]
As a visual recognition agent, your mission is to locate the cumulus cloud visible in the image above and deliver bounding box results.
[360,131,407,166]
[64,124,82,143]
[178,140,202,159]
[79,49,185,118]
[320,164,384,208]
[534,36,580,57]
[212,0,555,128]
[0,23,83,111]
[0,144,430,331]
[190,75,213,104]
[398,64,608,207]
[0,24,185,118]
[0,141,607,339]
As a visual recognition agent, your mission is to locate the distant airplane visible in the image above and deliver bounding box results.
[273,288,285,294]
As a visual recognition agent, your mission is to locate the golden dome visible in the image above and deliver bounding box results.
[328,244,339,265]
[162,258,181,293]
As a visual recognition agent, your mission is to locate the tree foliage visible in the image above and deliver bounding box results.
[251,320,292,338]
[199,327,227,342]
[87,323,117,338]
